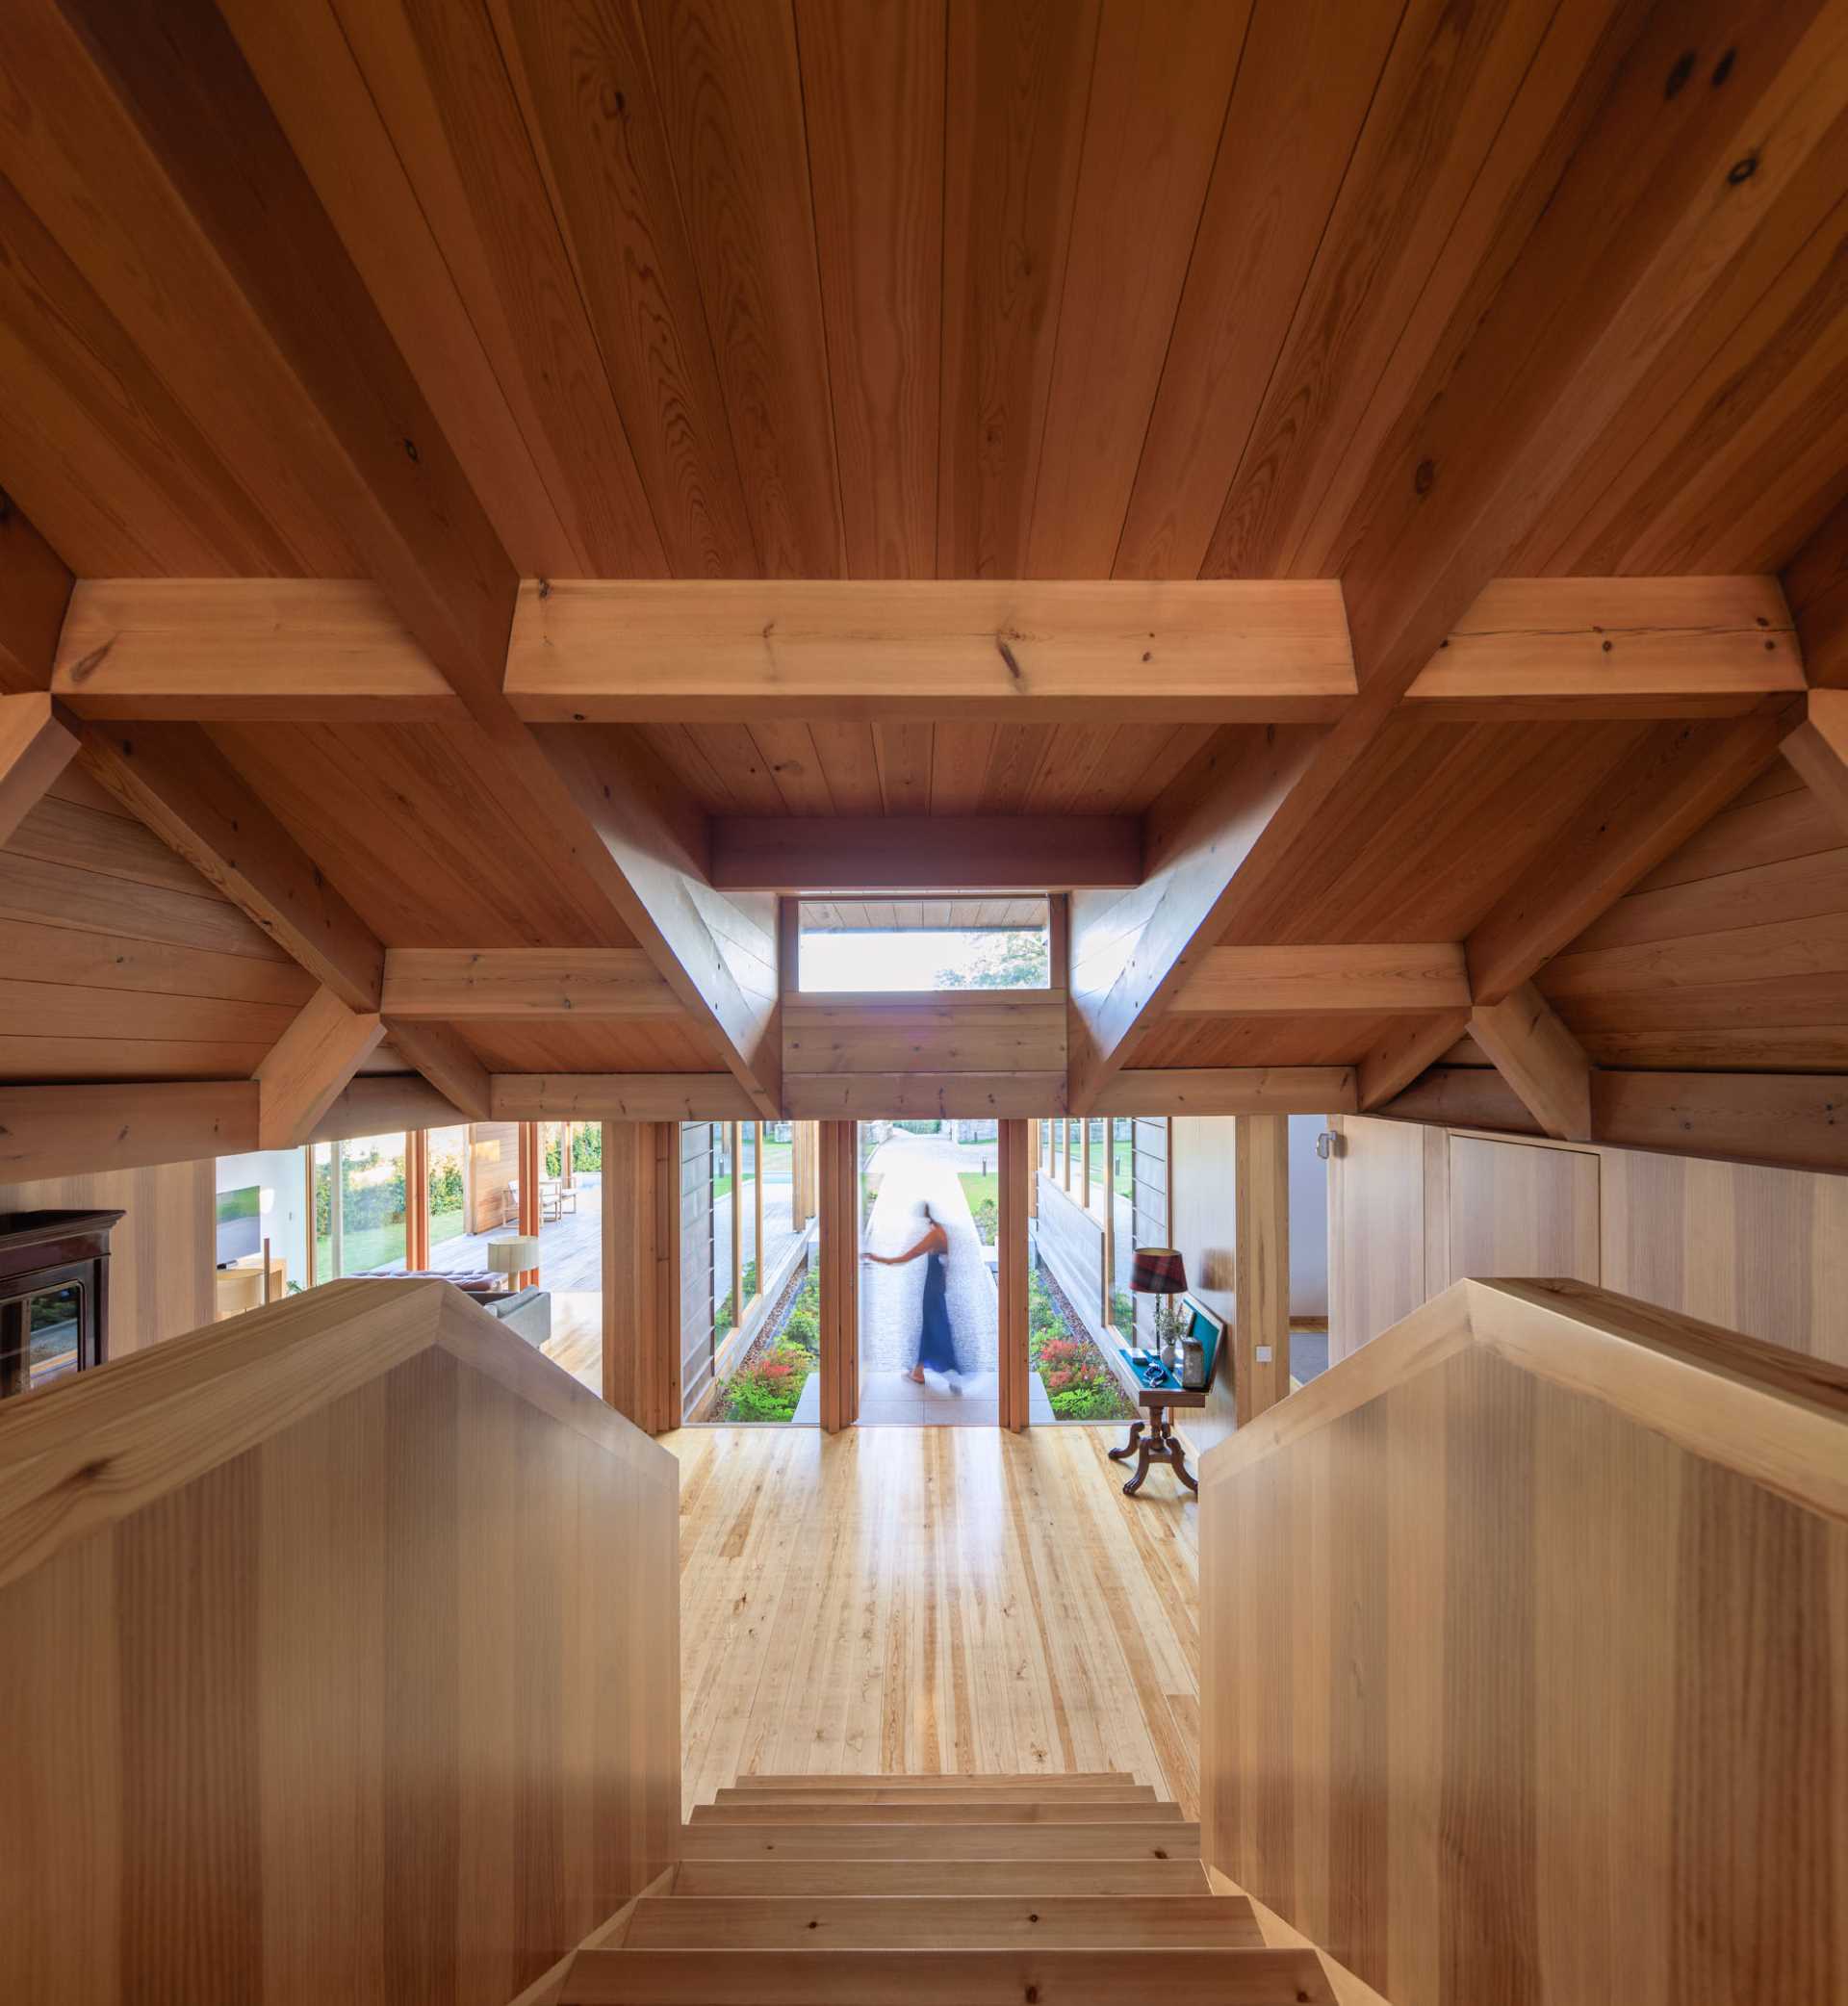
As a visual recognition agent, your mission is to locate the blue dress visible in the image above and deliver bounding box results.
[916,1249,958,1374]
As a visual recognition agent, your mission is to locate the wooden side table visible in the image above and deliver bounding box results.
[1108,1378,1206,1496]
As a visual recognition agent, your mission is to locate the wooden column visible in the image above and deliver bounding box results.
[518,1121,541,1286]
[1233,1115,1290,1422]
[790,1121,807,1230]
[817,1121,859,1432]
[997,1119,1031,1431]
[603,1121,679,1432]
[1100,1118,1115,1328]
[405,1128,428,1271]
[1027,1120,1040,1218]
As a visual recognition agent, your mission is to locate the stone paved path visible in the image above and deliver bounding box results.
[860,1133,996,1376]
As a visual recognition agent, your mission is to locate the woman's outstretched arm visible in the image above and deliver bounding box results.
[864,1226,944,1266]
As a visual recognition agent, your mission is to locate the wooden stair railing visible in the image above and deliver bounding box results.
[1200,1275,1848,2006]
[0,1277,681,2006]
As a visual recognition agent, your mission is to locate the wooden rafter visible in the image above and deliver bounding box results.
[0,497,71,695]
[80,722,386,1011]
[490,1074,758,1121]
[378,1020,491,1122]
[504,579,1356,722]
[381,949,682,1020]
[711,815,1142,892]
[0,693,78,847]
[1171,944,1470,1016]
[1784,492,1848,689]
[1781,690,1848,840]
[1467,984,1593,1143]
[254,987,386,1148]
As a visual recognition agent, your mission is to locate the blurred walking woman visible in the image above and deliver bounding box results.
[864,1200,957,1383]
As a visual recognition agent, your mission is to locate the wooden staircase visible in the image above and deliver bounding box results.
[549,1773,1335,2003]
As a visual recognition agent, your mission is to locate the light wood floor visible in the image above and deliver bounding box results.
[663,1424,1200,1820]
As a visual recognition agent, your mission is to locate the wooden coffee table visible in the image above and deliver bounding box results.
[1108,1368,1205,1496]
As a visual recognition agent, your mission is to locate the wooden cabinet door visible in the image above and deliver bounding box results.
[1442,1135,1600,1287]
[1327,1116,1427,1363]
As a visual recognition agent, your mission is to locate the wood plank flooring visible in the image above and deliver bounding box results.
[663,1425,1199,1820]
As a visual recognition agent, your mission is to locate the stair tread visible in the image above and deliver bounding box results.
[561,1945,1333,2005]
[689,1800,1184,1826]
[732,1772,1133,1788]
[712,1784,1159,1806]
[677,1821,1201,1863]
[670,1859,1211,1897]
[623,1892,1261,1950]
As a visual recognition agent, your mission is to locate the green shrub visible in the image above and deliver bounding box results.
[722,1344,812,1422]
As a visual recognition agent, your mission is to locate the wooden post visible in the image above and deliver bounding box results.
[1081,1117,1091,1211]
[997,1119,1031,1430]
[752,1120,764,1312]
[303,1146,318,1289]
[518,1121,541,1287]
[817,1121,859,1431]
[1027,1119,1040,1219]
[727,1120,741,1332]
[1233,1115,1291,1423]
[602,1120,678,1431]
[790,1121,806,1231]
[1100,1119,1114,1329]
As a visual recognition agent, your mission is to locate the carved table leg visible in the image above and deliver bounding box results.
[1107,1418,1145,1465]
[1121,1427,1156,1496]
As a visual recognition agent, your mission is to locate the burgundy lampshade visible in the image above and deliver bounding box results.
[1129,1246,1188,1296]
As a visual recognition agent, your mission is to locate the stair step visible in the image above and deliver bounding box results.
[712,1783,1159,1807]
[623,1892,1262,1950]
[688,1799,1184,1826]
[677,1821,1201,1862]
[722,1781,1123,1797]
[560,1946,1333,2004]
[670,1858,1211,1897]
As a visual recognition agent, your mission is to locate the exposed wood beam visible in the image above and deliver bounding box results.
[0,1079,257,1181]
[308,1072,467,1145]
[534,727,781,1117]
[711,815,1142,893]
[1403,577,1803,718]
[1171,943,1470,1016]
[0,693,78,846]
[1780,689,1848,840]
[1380,1068,1848,1177]
[1784,491,1848,688]
[380,948,682,1020]
[505,579,1356,722]
[1467,984,1592,1143]
[1071,5,1848,1109]
[51,579,460,721]
[1089,1067,1357,1118]
[1467,707,1800,1006]
[1355,1014,1476,1114]
[489,1074,758,1121]
[80,722,386,1011]
[379,1021,491,1122]
[255,987,386,1148]
[783,1072,1066,1120]
[0,496,71,695]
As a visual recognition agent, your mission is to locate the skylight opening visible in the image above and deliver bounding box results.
[797,896,1051,993]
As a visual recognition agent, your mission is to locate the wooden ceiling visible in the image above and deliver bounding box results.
[0,0,1846,1170]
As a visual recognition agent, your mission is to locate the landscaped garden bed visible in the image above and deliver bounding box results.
[1029,1258,1136,1422]
[718,1261,818,1422]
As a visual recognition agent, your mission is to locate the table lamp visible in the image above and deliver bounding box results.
[486,1234,538,1291]
[1129,1246,1189,1374]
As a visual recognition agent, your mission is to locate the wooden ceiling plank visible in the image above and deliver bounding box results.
[749,722,837,817]
[938,0,1099,579]
[254,986,387,1148]
[711,814,1140,893]
[0,496,72,694]
[375,1019,491,1123]
[636,0,843,575]
[1780,689,1848,838]
[796,0,943,579]
[380,948,683,1020]
[1089,1067,1358,1118]
[1025,0,1250,577]
[1403,577,1804,717]
[51,580,461,723]
[79,722,387,1011]
[1468,983,1594,1142]
[490,1073,757,1121]
[504,578,1356,720]
[1114,0,1399,579]
[1172,943,1471,1016]
[1467,707,1805,1007]
[0,693,78,848]
[533,725,781,1117]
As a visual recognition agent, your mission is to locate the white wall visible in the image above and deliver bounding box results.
[215,1147,311,1293]
[1287,1114,1330,1320]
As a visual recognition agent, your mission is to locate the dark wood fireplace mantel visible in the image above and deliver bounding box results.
[0,1209,124,1402]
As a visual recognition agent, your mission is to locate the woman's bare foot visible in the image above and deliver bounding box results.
[910,1367,926,1384]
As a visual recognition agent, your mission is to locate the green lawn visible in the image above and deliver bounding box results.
[958,1170,998,1246]
[320,1205,459,1276]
